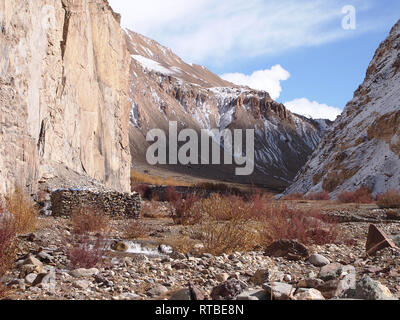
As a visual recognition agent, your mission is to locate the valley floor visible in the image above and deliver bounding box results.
[2,201,400,300]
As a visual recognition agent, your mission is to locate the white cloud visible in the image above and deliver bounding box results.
[221,65,290,100]
[109,0,375,65]
[284,98,342,121]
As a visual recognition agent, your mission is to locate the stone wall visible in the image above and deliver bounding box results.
[51,189,142,218]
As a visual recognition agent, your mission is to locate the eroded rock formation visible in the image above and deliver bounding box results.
[0,0,131,194]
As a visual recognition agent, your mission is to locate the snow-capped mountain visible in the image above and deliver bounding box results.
[125,30,330,190]
[284,20,400,197]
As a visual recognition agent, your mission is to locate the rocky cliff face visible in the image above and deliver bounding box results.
[125,30,329,189]
[0,0,131,194]
[284,20,400,197]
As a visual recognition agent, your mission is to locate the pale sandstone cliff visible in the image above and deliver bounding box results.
[0,0,131,194]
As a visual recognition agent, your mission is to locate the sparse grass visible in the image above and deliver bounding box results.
[198,219,258,255]
[304,191,331,201]
[141,200,166,218]
[66,234,105,269]
[132,184,153,200]
[257,208,339,246]
[5,187,38,234]
[123,220,147,240]
[189,193,339,253]
[165,187,200,225]
[160,235,199,254]
[130,169,190,187]
[377,190,400,209]
[337,186,375,204]
[71,205,110,235]
[282,193,305,201]
[0,218,16,278]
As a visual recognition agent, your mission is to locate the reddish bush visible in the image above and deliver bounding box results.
[304,191,331,201]
[259,208,339,246]
[377,190,400,209]
[337,186,374,204]
[164,186,180,203]
[282,193,305,200]
[71,205,110,235]
[66,234,105,269]
[170,192,199,225]
[0,219,16,277]
[132,184,152,200]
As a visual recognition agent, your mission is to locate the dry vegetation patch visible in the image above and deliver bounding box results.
[338,186,375,204]
[5,187,38,234]
[377,190,400,209]
[71,205,110,235]
[123,220,148,240]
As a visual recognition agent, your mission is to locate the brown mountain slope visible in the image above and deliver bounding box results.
[125,30,330,191]
[283,20,400,197]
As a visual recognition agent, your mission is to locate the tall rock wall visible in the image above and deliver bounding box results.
[0,0,131,194]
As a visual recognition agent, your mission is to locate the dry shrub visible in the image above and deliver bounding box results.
[199,219,258,255]
[160,235,198,254]
[258,208,339,246]
[282,193,305,201]
[130,169,189,187]
[198,194,248,221]
[141,200,165,218]
[337,186,375,204]
[304,191,331,201]
[123,220,147,239]
[0,219,16,278]
[377,190,400,209]
[5,187,38,234]
[71,205,110,235]
[66,234,105,269]
[165,187,200,225]
[133,184,152,200]
[393,56,400,73]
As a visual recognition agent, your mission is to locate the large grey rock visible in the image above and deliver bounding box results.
[294,288,325,300]
[252,269,270,285]
[263,282,295,300]
[264,240,309,261]
[170,289,192,300]
[309,253,330,267]
[69,268,99,278]
[298,278,325,289]
[237,289,267,301]
[317,264,356,299]
[32,270,56,286]
[211,279,248,300]
[353,276,397,300]
[147,284,169,297]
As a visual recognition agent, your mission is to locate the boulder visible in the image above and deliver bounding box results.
[252,269,270,285]
[317,264,356,299]
[264,240,309,261]
[69,268,99,278]
[353,276,397,300]
[211,279,248,300]
[294,288,325,300]
[237,289,267,301]
[309,253,330,267]
[147,284,169,297]
[263,282,295,300]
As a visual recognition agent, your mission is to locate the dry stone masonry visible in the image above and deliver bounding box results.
[51,189,141,218]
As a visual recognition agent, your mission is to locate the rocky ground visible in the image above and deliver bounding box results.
[1,200,400,301]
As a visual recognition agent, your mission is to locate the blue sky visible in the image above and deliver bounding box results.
[109,0,400,120]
